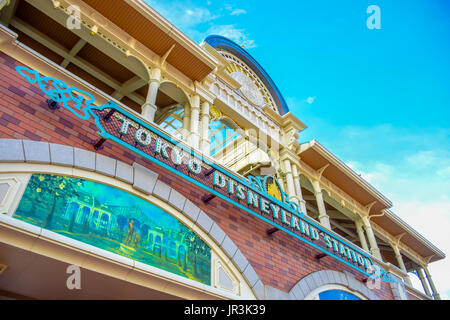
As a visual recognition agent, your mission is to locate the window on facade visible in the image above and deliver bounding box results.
[13,173,212,285]
[158,108,184,140]
[209,119,241,157]
[318,290,360,300]
[208,115,275,179]
[153,81,190,135]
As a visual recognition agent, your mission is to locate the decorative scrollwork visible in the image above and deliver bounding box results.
[16,66,96,120]
[367,262,395,284]
[246,175,302,214]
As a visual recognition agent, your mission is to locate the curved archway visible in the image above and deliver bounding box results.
[0,141,263,299]
[298,174,320,222]
[127,55,151,82]
[307,284,365,300]
[204,35,289,115]
[289,270,378,300]
[155,81,192,140]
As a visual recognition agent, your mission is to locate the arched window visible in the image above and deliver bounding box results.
[65,202,79,220]
[305,284,367,300]
[159,107,184,139]
[169,241,177,259]
[90,210,99,229]
[80,206,90,224]
[318,290,360,300]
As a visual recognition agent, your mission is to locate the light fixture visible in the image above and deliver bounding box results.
[52,0,60,9]
[90,25,98,36]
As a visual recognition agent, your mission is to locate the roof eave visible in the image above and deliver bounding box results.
[125,0,218,74]
[383,209,446,262]
[300,140,393,208]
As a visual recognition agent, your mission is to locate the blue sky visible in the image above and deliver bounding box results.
[145,0,450,298]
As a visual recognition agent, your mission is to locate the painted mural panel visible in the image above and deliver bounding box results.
[13,174,211,285]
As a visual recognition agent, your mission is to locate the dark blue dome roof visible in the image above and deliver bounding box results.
[204,35,289,115]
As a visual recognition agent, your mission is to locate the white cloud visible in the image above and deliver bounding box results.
[207,24,256,49]
[346,153,450,299]
[306,96,316,104]
[182,7,219,26]
[144,1,254,46]
[344,161,393,188]
[230,9,247,16]
[405,150,445,168]
[437,166,450,178]
[145,0,220,42]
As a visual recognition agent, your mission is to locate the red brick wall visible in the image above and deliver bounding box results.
[0,52,395,300]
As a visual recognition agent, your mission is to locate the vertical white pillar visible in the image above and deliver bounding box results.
[142,67,161,122]
[182,103,190,142]
[292,164,307,215]
[277,170,286,197]
[355,219,369,252]
[392,244,412,285]
[189,94,201,149]
[283,159,299,204]
[361,216,382,260]
[416,268,432,297]
[199,101,211,155]
[423,265,441,300]
[311,180,331,229]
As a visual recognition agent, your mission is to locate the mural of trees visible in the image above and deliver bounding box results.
[14,173,211,285]
[181,227,211,277]
[24,174,84,229]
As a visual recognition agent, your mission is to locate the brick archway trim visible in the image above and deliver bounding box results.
[0,138,265,299]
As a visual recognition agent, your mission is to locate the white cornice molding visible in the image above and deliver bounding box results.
[200,41,229,70]
[194,81,216,104]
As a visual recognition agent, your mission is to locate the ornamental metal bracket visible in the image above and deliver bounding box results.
[202,194,216,204]
[46,99,60,110]
[315,253,327,260]
[266,227,279,235]
[93,138,106,151]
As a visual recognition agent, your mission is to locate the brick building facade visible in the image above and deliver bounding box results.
[0,0,444,300]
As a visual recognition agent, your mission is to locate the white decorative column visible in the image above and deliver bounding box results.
[361,216,382,260]
[391,243,412,286]
[182,103,190,142]
[199,101,211,155]
[423,265,441,300]
[292,164,307,215]
[311,180,331,229]
[142,67,161,122]
[189,94,201,149]
[416,268,432,297]
[355,219,369,252]
[276,169,286,196]
[283,159,299,205]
